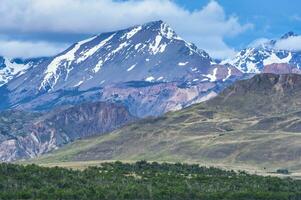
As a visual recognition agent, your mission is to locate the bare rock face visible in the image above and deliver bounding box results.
[209,64,243,81]
[263,63,301,74]
[0,21,243,162]
[0,78,239,162]
[33,102,135,140]
[0,102,135,161]
[0,20,242,117]
[100,81,220,117]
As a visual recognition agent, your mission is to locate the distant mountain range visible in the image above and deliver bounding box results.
[1,21,301,162]
[0,21,242,117]
[221,31,301,74]
[2,21,300,116]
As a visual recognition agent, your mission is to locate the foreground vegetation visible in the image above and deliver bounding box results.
[1,161,301,200]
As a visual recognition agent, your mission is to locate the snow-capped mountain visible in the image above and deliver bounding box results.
[222,32,301,74]
[27,20,213,93]
[0,57,45,87]
[1,20,241,116]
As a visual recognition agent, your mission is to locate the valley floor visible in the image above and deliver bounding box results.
[27,130,301,179]
[31,159,301,179]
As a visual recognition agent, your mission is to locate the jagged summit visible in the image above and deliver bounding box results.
[250,31,299,50]
[222,31,301,74]
[33,19,214,92]
[280,31,298,39]
[1,20,239,114]
[97,20,180,41]
[0,56,45,87]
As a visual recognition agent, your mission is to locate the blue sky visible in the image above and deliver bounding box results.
[176,0,301,47]
[0,0,300,59]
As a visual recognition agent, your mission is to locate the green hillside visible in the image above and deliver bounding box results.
[30,74,301,175]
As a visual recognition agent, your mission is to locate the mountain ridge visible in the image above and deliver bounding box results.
[222,32,301,74]
[1,21,301,163]
[31,73,301,173]
[0,101,135,161]
[0,20,241,117]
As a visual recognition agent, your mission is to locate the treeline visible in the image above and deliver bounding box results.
[1,161,301,199]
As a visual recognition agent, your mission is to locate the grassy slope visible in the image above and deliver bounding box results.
[29,74,301,176]
[30,105,301,175]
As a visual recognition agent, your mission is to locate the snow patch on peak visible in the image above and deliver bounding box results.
[204,68,218,82]
[112,42,129,54]
[127,64,136,72]
[74,80,84,87]
[4,59,28,76]
[40,36,96,90]
[135,43,142,50]
[223,67,232,81]
[245,62,260,73]
[149,35,165,55]
[77,34,115,63]
[178,62,188,66]
[93,60,103,73]
[160,22,181,40]
[124,26,142,40]
[0,58,30,86]
[145,76,155,82]
[157,76,164,81]
[263,52,292,66]
[221,48,264,73]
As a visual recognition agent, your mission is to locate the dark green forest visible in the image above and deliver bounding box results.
[1,161,301,200]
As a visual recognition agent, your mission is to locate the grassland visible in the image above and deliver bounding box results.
[28,105,301,177]
[28,74,301,177]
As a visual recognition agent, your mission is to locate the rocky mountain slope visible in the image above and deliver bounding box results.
[3,21,301,163]
[222,32,301,74]
[0,21,242,117]
[1,25,300,118]
[33,73,301,173]
[0,21,244,162]
[0,102,134,161]
[0,57,45,87]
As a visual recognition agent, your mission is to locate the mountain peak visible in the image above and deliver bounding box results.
[280,31,298,39]
[6,19,215,107]
[142,20,180,40]
[145,20,164,26]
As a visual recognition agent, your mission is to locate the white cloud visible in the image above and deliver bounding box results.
[189,35,237,58]
[0,39,68,58]
[248,38,270,48]
[0,0,252,59]
[291,14,301,22]
[275,36,301,51]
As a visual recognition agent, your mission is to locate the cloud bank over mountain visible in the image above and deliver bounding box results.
[0,0,252,58]
[0,39,68,58]
[275,36,301,51]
